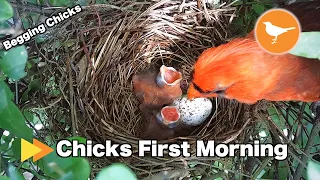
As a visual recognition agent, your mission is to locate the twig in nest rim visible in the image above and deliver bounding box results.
[293,109,320,180]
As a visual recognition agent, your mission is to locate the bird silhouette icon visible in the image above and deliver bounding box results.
[263,21,296,44]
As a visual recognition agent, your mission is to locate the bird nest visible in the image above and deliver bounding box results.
[34,0,282,178]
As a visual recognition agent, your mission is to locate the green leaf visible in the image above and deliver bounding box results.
[213,161,224,173]
[40,152,78,178]
[278,161,289,180]
[21,78,41,102]
[28,12,40,22]
[57,172,73,180]
[96,163,137,180]
[0,21,10,29]
[65,158,90,180]
[39,136,89,179]
[0,99,33,141]
[4,132,13,142]
[49,0,74,7]
[0,0,14,21]
[7,165,25,180]
[233,17,243,26]
[289,32,320,59]
[307,160,320,180]
[252,4,265,15]
[0,46,28,80]
[0,80,13,110]
[0,141,9,151]
[21,17,30,29]
[0,176,10,180]
[49,158,90,180]
[11,138,21,159]
[36,35,47,43]
[1,134,12,149]
[23,109,34,122]
[76,0,89,6]
[261,169,273,179]
[28,79,41,91]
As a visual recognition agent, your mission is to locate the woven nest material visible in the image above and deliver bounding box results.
[36,0,275,178]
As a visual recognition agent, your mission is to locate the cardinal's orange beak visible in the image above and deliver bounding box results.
[187,83,203,99]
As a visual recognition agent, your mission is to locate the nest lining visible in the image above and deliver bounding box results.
[35,0,271,178]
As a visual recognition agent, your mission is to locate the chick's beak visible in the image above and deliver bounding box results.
[157,65,182,87]
[161,106,180,122]
[187,83,203,99]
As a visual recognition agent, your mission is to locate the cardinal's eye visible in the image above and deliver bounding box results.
[214,90,225,96]
[193,82,216,95]
[193,82,227,96]
[192,82,205,93]
[215,90,224,94]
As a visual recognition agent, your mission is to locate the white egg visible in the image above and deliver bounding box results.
[172,95,213,126]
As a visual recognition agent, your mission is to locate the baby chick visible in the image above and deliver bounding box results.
[132,65,182,113]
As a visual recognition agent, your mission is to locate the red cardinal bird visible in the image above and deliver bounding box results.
[187,1,320,105]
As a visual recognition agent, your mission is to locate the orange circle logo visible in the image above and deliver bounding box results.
[254,8,301,54]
